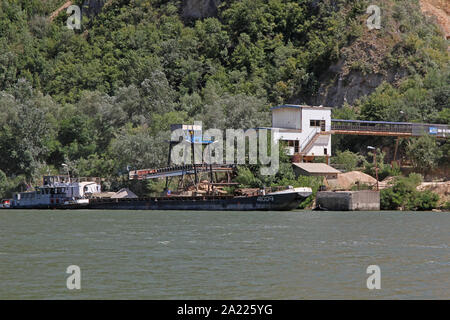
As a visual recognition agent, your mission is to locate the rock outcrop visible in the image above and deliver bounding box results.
[311,64,408,107]
[82,0,107,18]
[182,0,221,19]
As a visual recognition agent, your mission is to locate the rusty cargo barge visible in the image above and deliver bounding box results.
[86,189,311,211]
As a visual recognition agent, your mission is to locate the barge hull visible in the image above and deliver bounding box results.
[87,192,306,211]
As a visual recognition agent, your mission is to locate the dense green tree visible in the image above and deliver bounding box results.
[381,173,439,211]
[406,135,443,173]
[0,80,56,179]
[332,150,364,172]
[202,94,269,129]
[111,126,169,170]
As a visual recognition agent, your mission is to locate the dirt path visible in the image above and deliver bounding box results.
[49,1,73,22]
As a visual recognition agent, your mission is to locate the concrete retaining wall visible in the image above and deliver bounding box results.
[316,191,380,211]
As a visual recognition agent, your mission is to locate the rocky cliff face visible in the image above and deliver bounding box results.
[182,0,221,19]
[310,63,408,107]
[82,0,107,18]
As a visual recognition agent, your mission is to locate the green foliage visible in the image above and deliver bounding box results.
[73,154,117,178]
[0,0,387,105]
[0,80,56,179]
[357,66,449,124]
[361,148,402,180]
[146,179,167,196]
[331,103,358,120]
[413,190,439,211]
[0,169,7,198]
[235,167,262,188]
[202,93,269,129]
[380,187,403,210]
[0,171,28,199]
[347,64,449,170]
[443,201,450,211]
[380,173,439,211]
[406,135,443,173]
[332,150,364,171]
[295,175,324,209]
[110,126,170,171]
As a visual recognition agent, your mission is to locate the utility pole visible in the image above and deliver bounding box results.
[368,146,379,191]
[165,142,173,191]
[190,130,199,186]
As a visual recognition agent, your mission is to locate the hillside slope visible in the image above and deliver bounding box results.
[310,0,449,106]
[0,0,448,183]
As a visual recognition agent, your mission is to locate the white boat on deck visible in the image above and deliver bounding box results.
[267,186,313,198]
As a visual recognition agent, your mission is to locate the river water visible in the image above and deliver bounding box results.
[0,210,448,299]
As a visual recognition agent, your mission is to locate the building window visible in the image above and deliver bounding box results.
[310,120,321,127]
[310,120,326,131]
[288,140,300,153]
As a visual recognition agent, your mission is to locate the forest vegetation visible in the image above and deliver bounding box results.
[0,0,448,205]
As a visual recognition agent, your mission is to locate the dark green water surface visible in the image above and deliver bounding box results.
[0,210,448,299]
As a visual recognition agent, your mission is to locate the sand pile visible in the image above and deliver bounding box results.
[378,176,396,190]
[327,171,377,190]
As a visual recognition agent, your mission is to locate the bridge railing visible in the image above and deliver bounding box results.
[331,120,412,134]
[331,119,449,138]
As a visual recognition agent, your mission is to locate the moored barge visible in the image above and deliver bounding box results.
[86,187,311,211]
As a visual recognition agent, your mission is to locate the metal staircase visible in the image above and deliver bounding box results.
[299,129,321,155]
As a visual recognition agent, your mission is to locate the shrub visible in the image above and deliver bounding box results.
[406,135,443,173]
[443,201,450,211]
[380,187,402,210]
[380,173,439,211]
[363,149,399,180]
[332,150,364,172]
[413,190,439,211]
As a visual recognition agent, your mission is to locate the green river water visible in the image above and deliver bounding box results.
[0,209,448,299]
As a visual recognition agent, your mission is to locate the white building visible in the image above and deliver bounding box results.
[271,105,332,161]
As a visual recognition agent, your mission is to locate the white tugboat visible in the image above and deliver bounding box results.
[9,176,101,209]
